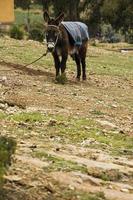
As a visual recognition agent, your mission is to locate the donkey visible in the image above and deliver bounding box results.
[43,11,89,81]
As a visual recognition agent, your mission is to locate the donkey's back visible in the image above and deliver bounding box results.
[62,21,89,46]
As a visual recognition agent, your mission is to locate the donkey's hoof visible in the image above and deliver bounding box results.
[82,76,86,81]
[76,77,80,81]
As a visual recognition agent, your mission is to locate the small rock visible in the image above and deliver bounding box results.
[20,140,25,144]
[4,175,22,182]
[111,104,118,108]
[81,138,96,146]
[108,185,113,189]
[68,185,75,190]
[74,172,101,186]
[45,183,55,193]
[120,188,129,193]
[96,119,117,128]
[33,83,37,86]
[0,76,7,83]
[0,103,7,110]
[18,122,28,127]
[84,126,91,131]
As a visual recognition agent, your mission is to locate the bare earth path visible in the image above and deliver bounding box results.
[0,43,133,200]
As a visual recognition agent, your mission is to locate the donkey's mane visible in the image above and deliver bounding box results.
[47,25,59,29]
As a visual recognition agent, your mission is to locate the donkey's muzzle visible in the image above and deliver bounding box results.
[47,42,55,52]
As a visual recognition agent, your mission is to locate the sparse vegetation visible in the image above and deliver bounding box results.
[9,112,44,123]
[10,24,25,40]
[28,26,43,42]
[60,190,107,200]
[34,151,88,173]
[56,73,68,84]
[0,112,6,120]
[0,111,132,156]
[0,136,16,185]
[88,168,123,181]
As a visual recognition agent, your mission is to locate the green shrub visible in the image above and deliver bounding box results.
[14,0,31,10]
[10,24,24,40]
[100,24,122,43]
[28,23,44,42]
[126,29,133,44]
[0,136,16,185]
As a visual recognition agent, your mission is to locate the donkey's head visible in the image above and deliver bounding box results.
[43,11,64,52]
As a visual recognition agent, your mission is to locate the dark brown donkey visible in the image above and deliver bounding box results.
[43,11,89,80]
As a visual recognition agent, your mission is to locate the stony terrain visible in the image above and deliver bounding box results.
[0,37,133,200]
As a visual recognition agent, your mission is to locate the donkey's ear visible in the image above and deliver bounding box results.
[55,13,64,25]
[43,11,50,23]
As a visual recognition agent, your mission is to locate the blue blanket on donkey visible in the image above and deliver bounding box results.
[62,22,89,46]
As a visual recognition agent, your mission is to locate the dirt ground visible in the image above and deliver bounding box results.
[0,47,133,200]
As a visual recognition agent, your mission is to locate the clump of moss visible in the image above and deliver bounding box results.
[56,73,67,84]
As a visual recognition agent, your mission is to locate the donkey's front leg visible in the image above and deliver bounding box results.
[60,54,68,75]
[53,52,60,78]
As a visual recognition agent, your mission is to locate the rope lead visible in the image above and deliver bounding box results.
[24,50,48,68]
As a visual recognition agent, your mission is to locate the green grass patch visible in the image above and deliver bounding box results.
[0,37,132,78]
[34,151,88,174]
[60,190,107,200]
[87,50,133,77]
[44,116,133,156]
[9,112,44,123]
[88,167,123,181]
[0,112,7,120]
[1,111,133,156]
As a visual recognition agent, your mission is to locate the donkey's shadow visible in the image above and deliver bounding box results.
[0,61,54,78]
[0,61,90,85]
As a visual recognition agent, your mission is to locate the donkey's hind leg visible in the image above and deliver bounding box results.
[81,56,86,80]
[75,53,81,80]
[80,42,88,80]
